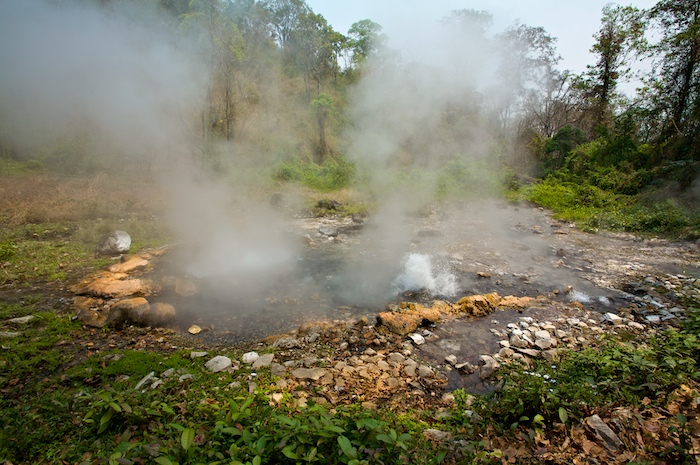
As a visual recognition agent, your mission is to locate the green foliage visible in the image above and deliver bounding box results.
[479,329,700,428]
[274,157,355,191]
[79,393,413,464]
[0,240,16,261]
[434,157,501,199]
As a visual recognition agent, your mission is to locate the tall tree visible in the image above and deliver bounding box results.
[494,22,560,138]
[261,0,309,48]
[647,0,700,161]
[347,19,385,67]
[585,4,646,130]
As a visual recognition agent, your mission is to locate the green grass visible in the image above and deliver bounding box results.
[274,157,356,192]
[0,220,170,285]
[521,177,700,237]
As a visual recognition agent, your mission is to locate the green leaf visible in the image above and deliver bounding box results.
[154,457,173,465]
[533,414,545,425]
[252,456,262,465]
[181,427,195,451]
[109,402,122,413]
[281,445,298,459]
[338,436,358,459]
[559,407,569,423]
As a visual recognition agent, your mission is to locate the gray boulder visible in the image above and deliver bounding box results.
[96,230,131,255]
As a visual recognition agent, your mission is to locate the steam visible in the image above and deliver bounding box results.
[0,0,299,290]
[393,253,458,296]
[0,0,205,162]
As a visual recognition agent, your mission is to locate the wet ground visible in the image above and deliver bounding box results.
[147,200,700,348]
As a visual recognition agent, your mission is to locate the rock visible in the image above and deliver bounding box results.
[145,302,176,326]
[417,365,434,378]
[96,230,131,255]
[510,333,531,349]
[291,367,327,381]
[206,355,232,373]
[72,273,155,299]
[376,302,442,336]
[175,278,198,297]
[586,414,623,452]
[134,372,156,390]
[645,315,661,324]
[190,351,208,359]
[108,256,149,273]
[318,226,339,237]
[498,295,534,310]
[7,315,35,324]
[423,429,452,442]
[603,312,623,325]
[252,353,274,369]
[479,355,500,379]
[242,352,260,364]
[628,321,645,330]
[455,362,475,374]
[273,337,302,349]
[106,297,150,327]
[0,331,20,338]
[188,325,202,334]
[455,293,501,316]
[408,333,425,345]
[388,352,405,364]
[445,355,457,366]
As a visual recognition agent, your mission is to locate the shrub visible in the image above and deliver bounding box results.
[274,157,355,192]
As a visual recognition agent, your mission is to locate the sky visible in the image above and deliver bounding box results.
[305,0,656,75]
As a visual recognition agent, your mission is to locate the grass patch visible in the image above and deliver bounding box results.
[522,177,700,236]
[273,157,355,192]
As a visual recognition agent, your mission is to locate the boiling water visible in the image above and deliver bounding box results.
[393,253,458,297]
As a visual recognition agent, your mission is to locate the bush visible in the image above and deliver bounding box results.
[274,157,355,191]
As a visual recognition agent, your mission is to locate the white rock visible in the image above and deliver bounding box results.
[252,353,274,368]
[628,321,645,330]
[645,315,661,324]
[603,313,623,325]
[206,355,232,373]
[409,333,425,345]
[242,352,260,364]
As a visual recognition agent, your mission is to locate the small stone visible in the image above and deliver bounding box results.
[291,367,327,381]
[0,331,21,338]
[423,429,452,442]
[586,414,623,452]
[645,315,661,324]
[178,374,194,383]
[445,355,457,366]
[188,325,202,334]
[408,333,425,345]
[205,355,232,373]
[161,368,175,378]
[7,315,35,324]
[628,321,645,330]
[273,337,302,349]
[242,352,260,364]
[134,372,156,390]
[417,365,434,378]
[603,312,623,325]
[252,353,274,368]
[388,352,405,364]
[190,351,208,359]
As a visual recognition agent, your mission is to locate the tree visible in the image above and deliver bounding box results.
[261,0,309,48]
[494,22,560,138]
[288,12,340,96]
[311,93,333,162]
[646,0,700,162]
[347,19,385,67]
[585,4,646,130]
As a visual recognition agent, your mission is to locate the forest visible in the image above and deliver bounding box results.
[1,0,699,235]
